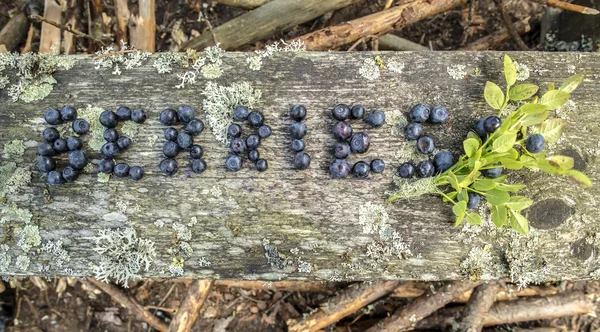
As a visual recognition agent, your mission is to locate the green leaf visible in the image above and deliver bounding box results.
[504,55,517,86]
[540,90,570,110]
[521,111,549,127]
[446,171,460,191]
[453,201,467,226]
[504,196,533,211]
[548,155,574,172]
[466,212,482,225]
[469,149,482,168]
[457,189,468,203]
[493,132,517,153]
[537,159,561,174]
[507,148,520,160]
[491,175,507,183]
[443,191,458,203]
[485,189,511,205]
[467,131,482,145]
[499,158,523,170]
[565,170,593,188]
[519,155,538,168]
[473,178,497,191]
[495,183,526,192]
[463,138,480,158]
[518,103,547,115]
[548,83,555,91]
[537,118,566,143]
[510,211,529,234]
[484,81,505,110]
[492,205,507,228]
[509,84,539,101]
[559,73,584,93]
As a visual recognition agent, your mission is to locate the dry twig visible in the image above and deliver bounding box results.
[460,16,534,50]
[529,0,599,15]
[456,282,500,332]
[493,0,529,50]
[168,280,214,332]
[214,0,272,9]
[29,13,105,47]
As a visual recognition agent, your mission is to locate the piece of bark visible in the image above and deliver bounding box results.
[378,34,428,51]
[39,0,62,54]
[214,0,272,9]
[460,16,533,50]
[529,0,599,15]
[129,0,155,51]
[288,281,401,332]
[114,0,130,44]
[182,0,361,50]
[456,282,500,332]
[0,12,30,52]
[292,0,468,51]
[61,0,82,54]
[168,280,214,332]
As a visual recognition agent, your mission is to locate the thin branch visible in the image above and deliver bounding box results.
[168,280,214,332]
[529,0,599,15]
[494,0,529,50]
[204,13,219,46]
[29,13,106,47]
[460,16,534,51]
[456,282,500,332]
[92,49,139,60]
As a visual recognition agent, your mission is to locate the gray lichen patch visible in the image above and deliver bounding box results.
[78,105,106,151]
[263,238,286,269]
[359,58,381,81]
[0,162,32,199]
[93,41,151,75]
[175,44,225,88]
[505,230,549,289]
[0,203,32,224]
[121,121,140,141]
[0,244,11,271]
[460,245,506,280]
[15,255,30,271]
[15,224,41,252]
[3,140,25,159]
[40,240,70,270]
[245,40,306,71]
[153,52,184,74]
[447,64,468,80]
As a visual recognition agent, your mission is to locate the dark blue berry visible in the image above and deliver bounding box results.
[398,162,415,178]
[164,127,178,141]
[351,105,366,119]
[230,137,246,154]
[293,152,311,170]
[416,160,435,178]
[433,151,453,172]
[192,159,207,174]
[290,139,305,152]
[101,142,119,158]
[332,121,352,140]
[467,192,481,209]
[53,138,68,153]
[69,150,88,169]
[176,132,193,150]
[370,159,385,173]
[248,149,259,162]
[66,136,82,151]
[256,159,268,172]
[289,104,307,121]
[43,127,60,142]
[258,125,272,139]
[60,106,77,122]
[289,122,307,139]
[129,166,144,180]
[47,170,63,186]
[365,110,386,128]
[98,158,115,173]
[430,106,448,124]
[246,134,260,149]
[38,156,56,173]
[329,159,350,178]
[227,124,242,138]
[131,109,147,123]
[233,106,249,121]
[160,108,178,125]
[163,141,179,158]
[226,155,242,171]
[332,141,351,159]
[332,104,350,121]
[62,166,79,182]
[185,119,204,136]
[526,134,545,153]
[99,110,118,128]
[404,123,423,141]
[116,106,132,120]
[160,158,179,176]
[117,136,132,150]
[248,111,264,127]
[114,163,130,177]
[484,116,502,133]
[409,104,430,123]
[352,161,370,178]
[103,128,119,142]
[190,145,203,159]
[44,109,62,125]
[485,167,503,178]
[72,119,90,135]
[37,142,55,156]
[177,105,195,124]
[350,132,370,153]
[473,118,487,139]
[417,136,435,154]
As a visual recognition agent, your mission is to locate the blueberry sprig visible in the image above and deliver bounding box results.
[389,55,592,235]
[289,104,310,170]
[226,106,270,172]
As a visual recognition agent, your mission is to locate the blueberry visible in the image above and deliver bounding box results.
[365,110,386,128]
[332,104,351,120]
[370,159,385,173]
[131,109,147,123]
[176,132,193,150]
[159,158,179,176]
[185,119,204,136]
[129,166,144,180]
[38,142,55,156]
[398,162,415,178]
[227,124,242,138]
[409,104,430,123]
[417,136,435,154]
[329,159,350,178]
[66,136,83,151]
[116,106,132,120]
[192,159,207,174]
[43,127,60,142]
[101,142,119,158]
[38,156,56,173]
[350,132,370,153]
[72,119,90,135]
[332,141,351,159]
[62,166,79,182]
[293,152,311,170]
[433,151,453,172]
[177,105,195,124]
[99,110,118,128]
[258,125,272,139]
[483,116,502,133]
[248,111,265,127]
[485,167,503,178]
[289,104,307,121]
[332,121,352,140]
[190,145,204,159]
[117,136,132,150]
[248,149,259,162]
[246,134,260,149]
[163,141,180,158]
[233,106,249,121]
[353,161,370,178]
[255,159,268,172]
[226,155,242,171]
[47,170,64,186]
[60,106,77,122]
[164,127,178,141]
[159,108,178,125]
[114,163,130,177]
[103,128,119,142]
[289,122,307,139]
[525,134,545,153]
[290,139,305,152]
[467,192,481,209]
[351,105,366,119]
[98,158,115,173]
[68,150,88,169]
[404,123,423,141]
[473,118,487,139]
[44,109,62,125]
[53,138,68,153]
[430,106,448,124]
[230,137,246,154]
[416,160,435,178]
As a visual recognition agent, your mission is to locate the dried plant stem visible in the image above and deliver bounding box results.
[29,13,106,47]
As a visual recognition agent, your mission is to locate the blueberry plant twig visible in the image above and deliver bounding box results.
[28,13,106,47]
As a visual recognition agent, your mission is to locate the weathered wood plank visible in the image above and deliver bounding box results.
[0,51,599,284]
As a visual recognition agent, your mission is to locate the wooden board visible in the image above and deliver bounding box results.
[1,51,599,284]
